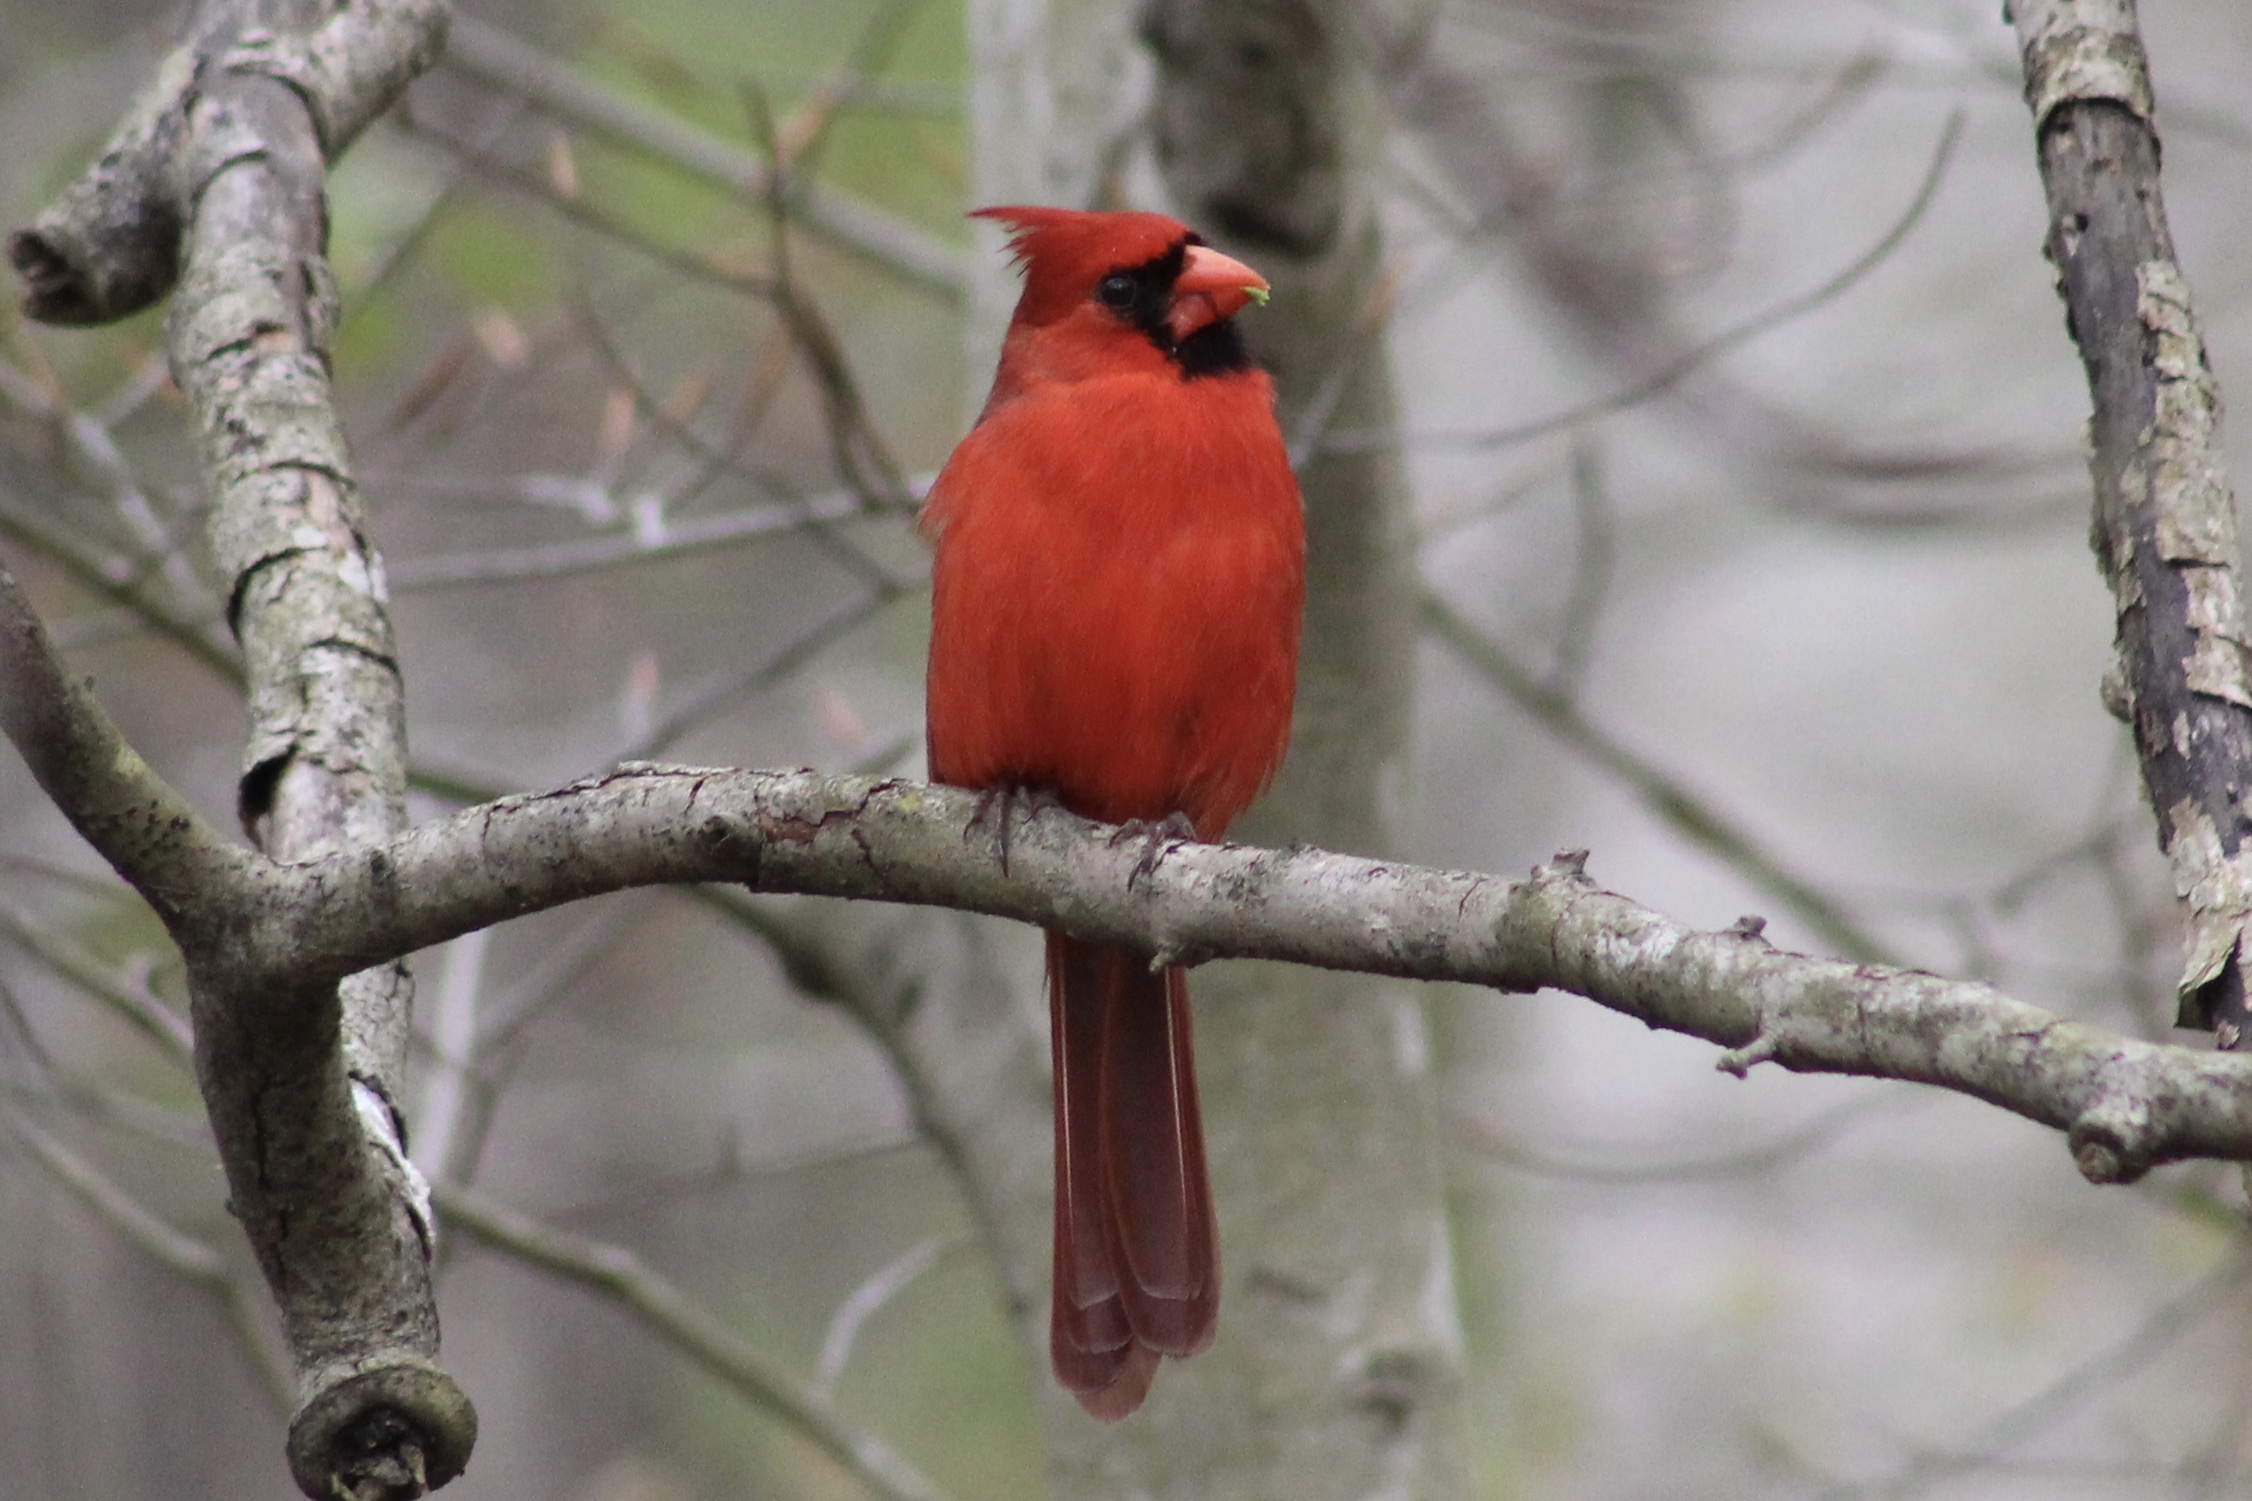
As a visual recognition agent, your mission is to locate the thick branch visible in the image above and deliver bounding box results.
[9,0,466,1493]
[8,0,448,324]
[140,758,2252,1187]
[2008,0,2252,1038]
[0,561,256,919]
[14,538,2252,1224]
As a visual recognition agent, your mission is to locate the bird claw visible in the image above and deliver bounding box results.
[1111,813,1198,888]
[968,784,1060,875]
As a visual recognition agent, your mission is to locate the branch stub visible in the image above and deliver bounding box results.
[286,1356,478,1500]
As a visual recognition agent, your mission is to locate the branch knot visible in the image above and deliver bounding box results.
[2068,1073,2159,1185]
[286,1356,477,1500]
[1538,848,1590,881]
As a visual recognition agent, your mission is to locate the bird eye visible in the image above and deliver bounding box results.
[1096,273,1137,310]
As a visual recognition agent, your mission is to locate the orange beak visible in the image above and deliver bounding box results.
[1166,245,1271,342]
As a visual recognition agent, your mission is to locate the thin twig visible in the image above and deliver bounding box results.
[383,484,896,590]
[0,478,241,684]
[1453,1091,1911,1185]
[1422,586,1895,965]
[0,1105,294,1413]
[436,1180,961,1501]
[438,16,966,298]
[766,0,927,183]
[619,584,905,762]
[0,897,194,1062]
[1816,1241,2252,1500]
[813,1235,963,1399]
[1321,110,1964,457]
[1546,436,1614,695]
[386,110,780,300]
[0,357,214,612]
[569,286,905,588]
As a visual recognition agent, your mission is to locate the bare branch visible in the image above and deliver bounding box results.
[1,1105,223,1280]
[1816,1240,2252,1500]
[0,560,252,923]
[1319,109,1964,458]
[1545,436,1614,695]
[7,0,450,324]
[567,283,910,579]
[9,742,2222,1187]
[8,0,471,1487]
[615,585,903,762]
[683,885,1040,1332]
[0,475,243,683]
[387,110,781,301]
[381,485,886,591]
[165,6,465,1484]
[21,488,2252,1201]
[435,1180,963,1501]
[0,356,215,613]
[437,16,966,299]
[1421,585,1896,966]
[765,0,928,183]
[812,1235,963,1399]
[0,895,195,1061]
[0,1104,295,1414]
[2007,0,2252,1045]
[405,928,487,1188]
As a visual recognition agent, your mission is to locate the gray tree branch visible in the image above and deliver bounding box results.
[434,1180,961,1501]
[7,0,468,1493]
[7,0,448,325]
[437,15,967,299]
[13,566,2252,1197]
[1421,585,1897,966]
[2007,0,2252,1041]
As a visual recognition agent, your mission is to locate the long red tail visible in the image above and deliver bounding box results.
[1046,931,1218,1420]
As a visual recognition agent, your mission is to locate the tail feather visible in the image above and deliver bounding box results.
[1047,932,1218,1419]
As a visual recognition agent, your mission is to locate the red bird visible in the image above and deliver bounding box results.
[923,207,1304,1419]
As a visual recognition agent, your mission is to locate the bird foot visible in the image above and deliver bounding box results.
[967,784,1061,875]
[1110,812,1198,888]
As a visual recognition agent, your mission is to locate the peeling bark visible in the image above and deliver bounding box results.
[2007,0,2252,1039]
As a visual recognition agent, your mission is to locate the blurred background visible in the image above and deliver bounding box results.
[4,0,2251,1496]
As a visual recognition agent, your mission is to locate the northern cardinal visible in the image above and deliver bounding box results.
[923,207,1304,1419]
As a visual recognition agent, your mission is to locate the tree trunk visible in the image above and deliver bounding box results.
[965,0,1469,1493]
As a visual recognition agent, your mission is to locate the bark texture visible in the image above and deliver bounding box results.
[9,0,467,1495]
[11,627,2252,1190]
[2008,0,2252,1040]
